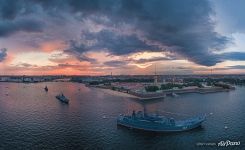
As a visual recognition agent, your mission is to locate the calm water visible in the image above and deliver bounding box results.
[0,82,244,150]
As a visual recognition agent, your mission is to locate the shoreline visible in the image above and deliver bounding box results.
[96,88,140,99]
[1,81,235,100]
[90,85,234,100]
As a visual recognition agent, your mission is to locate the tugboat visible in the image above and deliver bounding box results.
[56,93,69,104]
[117,110,206,132]
[44,86,48,92]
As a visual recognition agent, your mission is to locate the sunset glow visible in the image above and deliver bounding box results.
[1,0,245,75]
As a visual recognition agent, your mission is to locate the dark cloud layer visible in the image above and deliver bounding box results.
[65,0,231,66]
[0,0,23,20]
[0,0,46,37]
[0,0,243,67]
[67,30,159,56]
[0,18,44,37]
[0,48,7,62]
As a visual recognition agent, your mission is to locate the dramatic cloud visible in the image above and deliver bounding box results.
[65,0,230,66]
[0,0,45,37]
[67,30,159,56]
[1,0,244,72]
[0,48,7,62]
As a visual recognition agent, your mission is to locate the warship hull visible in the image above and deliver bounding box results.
[117,115,206,132]
[56,95,69,104]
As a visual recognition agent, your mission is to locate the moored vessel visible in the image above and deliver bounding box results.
[44,86,48,92]
[117,110,206,132]
[56,93,69,104]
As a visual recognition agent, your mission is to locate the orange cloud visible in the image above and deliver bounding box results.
[40,40,67,52]
[1,59,105,75]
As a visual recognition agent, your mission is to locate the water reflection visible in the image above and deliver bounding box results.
[0,82,244,150]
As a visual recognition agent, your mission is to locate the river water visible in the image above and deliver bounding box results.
[0,82,244,150]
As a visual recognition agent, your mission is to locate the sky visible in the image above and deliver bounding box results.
[0,0,245,75]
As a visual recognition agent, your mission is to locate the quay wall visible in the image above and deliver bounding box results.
[87,84,232,99]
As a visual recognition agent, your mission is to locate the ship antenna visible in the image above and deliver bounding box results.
[143,105,147,117]
[155,64,157,75]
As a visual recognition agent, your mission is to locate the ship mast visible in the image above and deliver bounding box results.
[154,64,158,86]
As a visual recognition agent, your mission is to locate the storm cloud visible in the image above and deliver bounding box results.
[0,0,23,20]
[67,30,159,56]
[0,0,45,37]
[65,0,231,66]
[0,0,241,66]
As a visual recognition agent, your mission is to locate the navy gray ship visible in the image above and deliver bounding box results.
[56,93,69,104]
[117,110,206,132]
[44,86,48,92]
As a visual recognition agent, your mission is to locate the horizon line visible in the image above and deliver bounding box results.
[0,74,245,77]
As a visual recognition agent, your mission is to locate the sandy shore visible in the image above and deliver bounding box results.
[98,88,139,99]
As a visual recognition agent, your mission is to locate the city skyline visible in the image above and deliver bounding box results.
[1,0,245,75]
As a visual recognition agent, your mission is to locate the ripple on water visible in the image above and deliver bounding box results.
[0,82,244,150]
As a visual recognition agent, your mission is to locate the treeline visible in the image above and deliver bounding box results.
[184,78,245,85]
[145,82,204,92]
[70,77,154,85]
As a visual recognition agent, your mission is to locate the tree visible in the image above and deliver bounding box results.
[145,86,159,92]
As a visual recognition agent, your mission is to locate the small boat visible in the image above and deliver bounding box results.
[44,86,48,92]
[56,93,69,104]
[117,110,206,132]
[172,93,179,97]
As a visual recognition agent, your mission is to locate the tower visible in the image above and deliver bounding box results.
[154,64,158,85]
